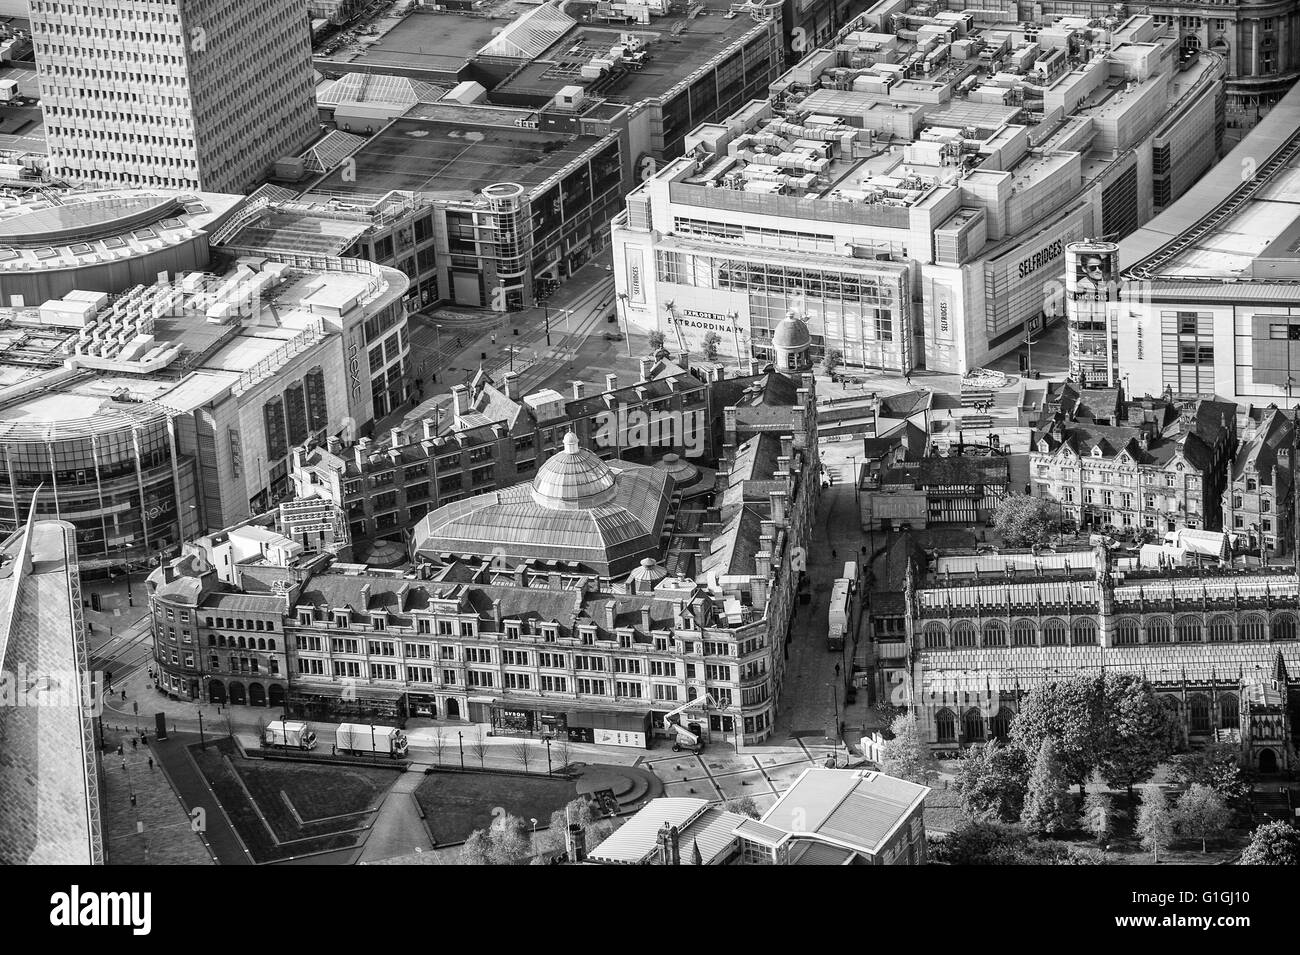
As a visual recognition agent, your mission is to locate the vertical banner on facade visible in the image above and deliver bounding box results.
[625,246,646,305]
[1065,241,1120,385]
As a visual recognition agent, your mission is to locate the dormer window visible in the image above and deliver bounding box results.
[1246,478,1257,491]
[541,625,558,642]
[334,612,349,628]
[1091,447,1102,457]
[298,611,313,626]
[1037,440,1050,453]
[505,623,520,640]
[580,626,596,645]
[372,617,386,631]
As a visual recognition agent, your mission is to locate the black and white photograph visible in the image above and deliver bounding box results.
[0,0,1296,933]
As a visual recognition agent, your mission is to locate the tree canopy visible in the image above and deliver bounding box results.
[991,493,1056,547]
[1173,784,1231,854]
[1240,821,1300,865]
[1135,785,1175,863]
[1021,739,1077,836]
[881,712,937,786]
[954,739,1029,823]
[1097,674,1180,796]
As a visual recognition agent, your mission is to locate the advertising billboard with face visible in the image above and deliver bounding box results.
[1066,243,1120,302]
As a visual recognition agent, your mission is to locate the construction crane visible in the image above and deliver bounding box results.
[662,692,718,754]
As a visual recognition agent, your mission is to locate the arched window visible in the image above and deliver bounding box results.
[935,709,956,743]
[1043,620,1067,646]
[1176,618,1202,643]
[963,708,985,742]
[267,639,276,651]
[1146,618,1171,644]
[983,621,1007,647]
[990,705,1015,741]
[207,634,216,647]
[923,624,947,649]
[257,638,266,651]
[1071,618,1097,645]
[1012,620,1036,647]
[217,635,226,648]
[1209,616,1234,643]
[1273,614,1297,641]
[238,636,247,649]
[1243,615,1266,641]
[1115,619,1140,645]
[952,623,977,648]
[1189,695,1211,734]
[1220,693,1239,729]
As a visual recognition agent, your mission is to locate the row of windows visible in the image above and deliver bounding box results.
[923,614,1298,648]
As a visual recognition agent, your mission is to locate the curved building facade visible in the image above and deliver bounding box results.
[0,189,244,305]
[0,386,195,571]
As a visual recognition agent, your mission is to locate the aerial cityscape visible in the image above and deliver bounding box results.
[0,0,1297,896]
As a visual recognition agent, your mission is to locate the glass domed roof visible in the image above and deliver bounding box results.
[530,432,619,510]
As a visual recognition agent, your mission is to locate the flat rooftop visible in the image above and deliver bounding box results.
[0,519,100,865]
[1120,79,1300,283]
[308,116,602,198]
[0,189,244,275]
[315,11,499,77]
[0,262,400,432]
[491,1,763,105]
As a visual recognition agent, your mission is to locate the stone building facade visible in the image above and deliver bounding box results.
[898,545,1300,771]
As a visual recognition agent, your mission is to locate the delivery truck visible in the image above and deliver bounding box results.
[336,722,408,758]
[263,720,317,750]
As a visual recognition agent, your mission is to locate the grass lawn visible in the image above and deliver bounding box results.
[414,771,578,845]
[190,739,401,863]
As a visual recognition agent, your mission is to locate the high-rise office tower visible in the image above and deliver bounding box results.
[29,0,319,192]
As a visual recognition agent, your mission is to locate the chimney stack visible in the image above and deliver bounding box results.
[677,350,690,371]
[423,418,436,441]
[755,551,772,579]
[326,435,342,453]
[638,356,654,382]
[451,385,469,421]
[606,373,618,393]
[390,427,403,448]
[502,372,519,400]
[770,490,787,525]
[572,381,585,400]
[780,433,794,460]
[640,605,653,633]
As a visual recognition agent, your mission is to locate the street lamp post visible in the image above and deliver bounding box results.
[458,730,465,770]
[197,708,206,751]
[617,292,632,358]
[370,723,376,757]
[544,736,553,775]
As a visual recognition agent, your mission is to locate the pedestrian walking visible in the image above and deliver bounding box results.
[120,689,126,701]
[835,663,840,678]
[131,738,137,751]
[120,759,126,771]
[832,548,837,560]
[116,743,123,756]
[148,757,154,770]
